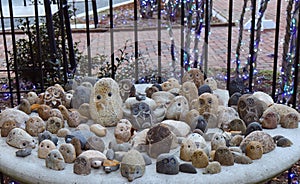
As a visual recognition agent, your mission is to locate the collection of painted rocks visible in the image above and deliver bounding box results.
[0,68,300,182]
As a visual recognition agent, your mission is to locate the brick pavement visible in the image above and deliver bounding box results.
[0,0,290,79]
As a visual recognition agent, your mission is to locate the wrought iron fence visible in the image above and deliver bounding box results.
[0,0,299,111]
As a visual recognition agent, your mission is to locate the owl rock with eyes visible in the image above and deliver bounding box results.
[179,81,198,109]
[119,79,136,103]
[165,95,189,121]
[245,141,263,160]
[181,68,204,88]
[114,119,133,144]
[45,149,66,171]
[156,153,179,175]
[6,128,36,149]
[43,86,66,108]
[89,78,123,127]
[121,149,145,182]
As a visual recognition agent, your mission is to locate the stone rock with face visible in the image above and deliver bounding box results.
[6,128,36,149]
[46,117,64,134]
[0,108,29,128]
[36,104,52,121]
[213,146,234,166]
[245,141,263,160]
[1,120,17,137]
[166,96,189,121]
[71,85,91,109]
[227,118,247,135]
[114,119,133,143]
[182,68,204,88]
[191,149,209,168]
[119,79,136,103]
[59,143,76,163]
[89,78,123,127]
[26,91,39,105]
[281,112,299,129]
[260,111,279,129]
[186,133,207,151]
[240,131,276,153]
[43,86,66,108]
[161,78,181,92]
[146,124,172,158]
[25,116,45,136]
[179,81,198,108]
[45,149,66,171]
[156,153,179,175]
[121,149,145,182]
[211,133,227,151]
[197,93,219,115]
[261,103,300,127]
[203,161,221,174]
[180,138,197,161]
[123,101,156,130]
[237,94,267,126]
[38,139,57,159]
[74,155,91,175]
[204,78,218,91]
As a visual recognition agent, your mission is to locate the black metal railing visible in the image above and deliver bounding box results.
[0,0,299,111]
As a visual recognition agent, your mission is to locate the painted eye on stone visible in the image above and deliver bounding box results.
[177,103,181,106]
[163,158,169,164]
[97,95,101,100]
[108,92,112,97]
[170,158,176,164]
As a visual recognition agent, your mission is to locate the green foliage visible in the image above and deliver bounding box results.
[8,7,83,89]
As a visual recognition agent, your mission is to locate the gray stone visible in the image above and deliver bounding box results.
[156,153,179,175]
[179,163,197,174]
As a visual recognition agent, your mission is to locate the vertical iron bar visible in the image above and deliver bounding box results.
[25,17,34,67]
[34,0,44,91]
[180,0,185,77]
[9,0,21,105]
[158,0,162,83]
[85,0,92,76]
[59,0,68,83]
[134,0,138,82]
[227,0,233,90]
[249,0,256,92]
[0,0,14,106]
[292,8,300,109]
[272,0,281,100]
[109,0,115,79]
[92,0,98,28]
[44,0,57,63]
[204,0,209,78]
[63,0,76,71]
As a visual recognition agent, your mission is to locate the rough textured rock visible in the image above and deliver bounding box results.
[260,111,279,129]
[211,133,227,151]
[46,117,64,134]
[71,85,91,109]
[1,120,17,137]
[85,136,105,152]
[73,155,91,175]
[59,143,76,163]
[191,149,209,168]
[156,153,179,175]
[43,86,66,108]
[240,131,276,153]
[0,108,29,128]
[227,118,247,135]
[181,68,204,88]
[114,119,133,143]
[180,138,197,161]
[16,147,32,157]
[45,149,66,171]
[121,149,145,182]
[89,78,123,127]
[184,109,200,128]
[196,93,219,115]
[213,146,234,166]
[245,141,263,160]
[25,116,46,137]
[253,91,274,107]
[6,128,36,149]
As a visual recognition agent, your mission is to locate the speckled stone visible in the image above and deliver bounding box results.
[241,131,276,154]
[57,128,71,138]
[191,149,209,168]
[213,146,234,166]
[89,78,123,127]
[45,149,66,171]
[245,141,263,160]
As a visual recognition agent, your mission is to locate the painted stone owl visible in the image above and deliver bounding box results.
[156,153,179,175]
[43,86,66,108]
[119,79,136,103]
[89,78,123,127]
[181,68,204,88]
[121,149,145,182]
